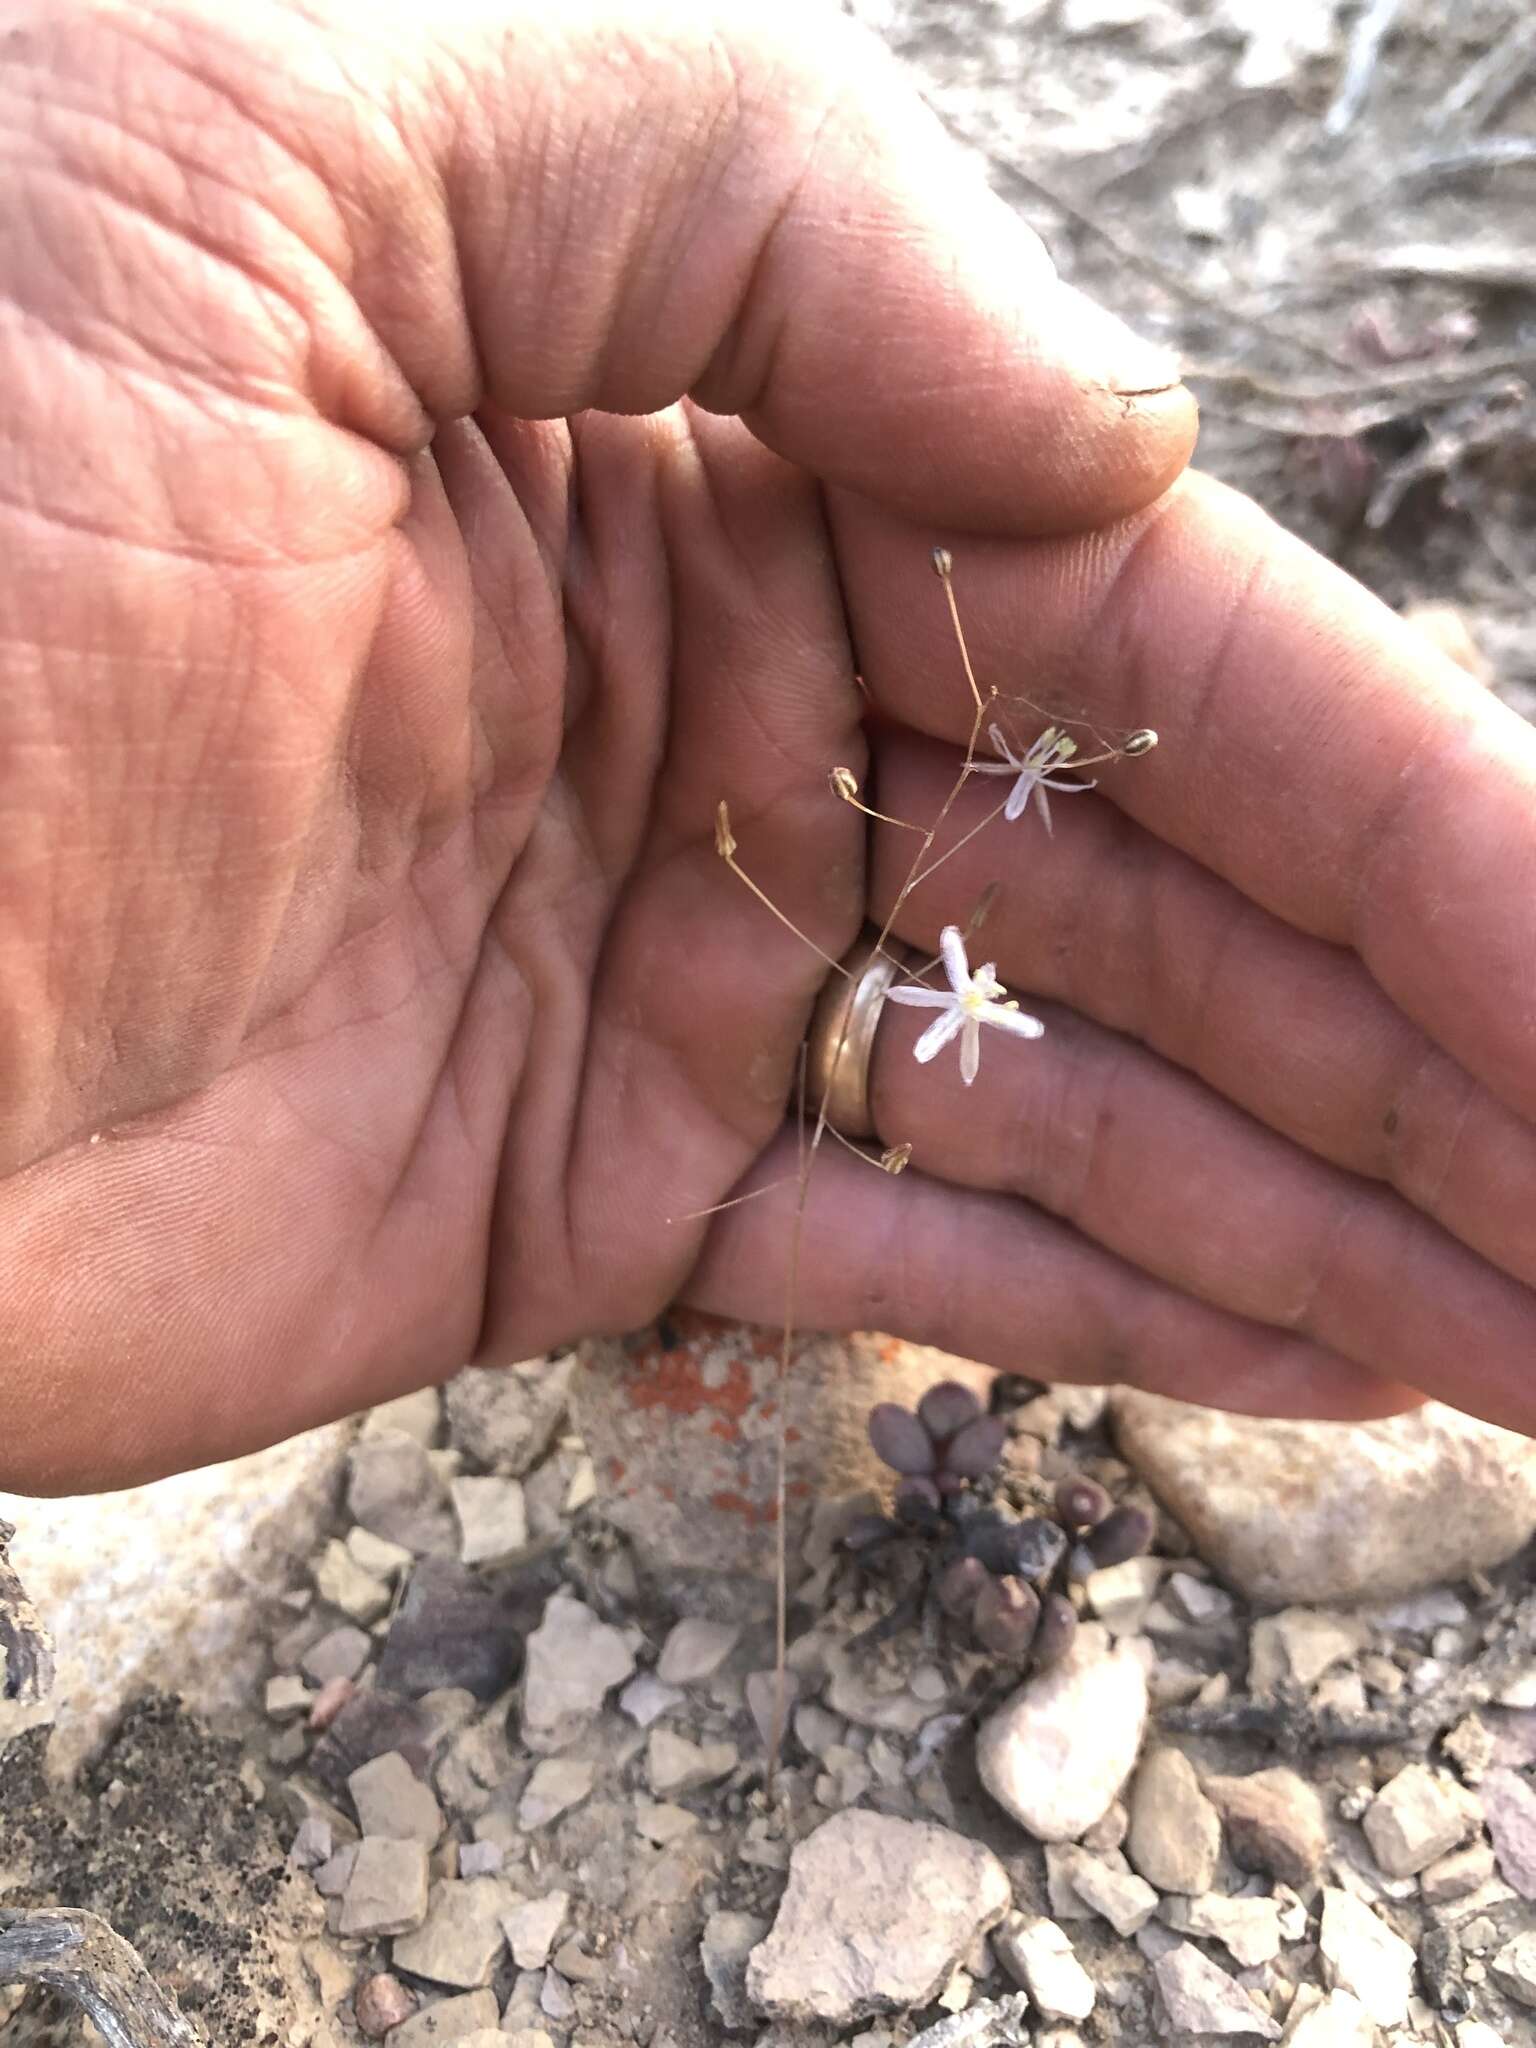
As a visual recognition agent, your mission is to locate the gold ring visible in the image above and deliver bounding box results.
[805,930,905,1140]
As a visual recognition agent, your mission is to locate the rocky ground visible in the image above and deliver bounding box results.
[6,4,1536,2047]
[7,1342,1536,2048]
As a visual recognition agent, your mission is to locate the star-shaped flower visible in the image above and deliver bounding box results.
[971,723,1096,832]
[885,926,1044,1085]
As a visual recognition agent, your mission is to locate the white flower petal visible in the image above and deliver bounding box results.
[987,723,1017,765]
[1003,773,1033,823]
[960,1019,981,1085]
[939,925,970,994]
[969,759,1014,777]
[913,1008,965,1063]
[1037,784,1053,835]
[1038,774,1096,795]
[886,984,952,1010]
[984,1002,1046,1039]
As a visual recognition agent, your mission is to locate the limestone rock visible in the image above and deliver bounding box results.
[386,1990,499,2048]
[1318,1888,1414,2028]
[702,1910,770,2030]
[976,1628,1147,1842]
[1481,1766,1536,1898]
[1492,1930,1536,2009]
[994,1916,1095,2021]
[657,1618,741,1686]
[444,1355,574,1475]
[391,1879,510,1989]
[1126,1747,1221,1894]
[1420,1840,1495,1903]
[340,1838,432,1939]
[518,1759,594,1828]
[450,1477,529,1567]
[745,1811,1010,2022]
[1152,1942,1279,2038]
[1205,1768,1328,1887]
[1277,1990,1373,2047]
[646,1727,737,1797]
[1056,1848,1156,1936]
[350,1752,444,1845]
[1249,1610,1364,1696]
[502,1893,569,1970]
[521,1593,636,1748]
[1362,1764,1473,1878]
[0,1421,351,1778]
[1113,1393,1536,1604]
[347,1430,457,1557]
[1159,1893,1283,1969]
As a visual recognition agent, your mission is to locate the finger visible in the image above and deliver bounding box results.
[685,1136,1418,1425]
[861,954,1536,1434]
[39,0,1195,533]
[834,476,1536,1127]
[872,729,1536,1291]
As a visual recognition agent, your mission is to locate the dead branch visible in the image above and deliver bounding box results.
[1396,137,1536,188]
[1165,1590,1536,1757]
[0,1910,201,2048]
[0,1521,54,1708]
[1324,0,1404,139]
[1339,243,1536,291]
[1433,15,1536,131]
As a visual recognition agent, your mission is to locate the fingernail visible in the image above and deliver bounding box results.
[1049,283,1185,394]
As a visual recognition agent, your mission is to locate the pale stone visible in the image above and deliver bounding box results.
[1421,1841,1496,1904]
[361,1388,442,1447]
[701,1910,769,2030]
[521,1593,636,1748]
[1482,1766,1536,1898]
[303,1625,373,1685]
[350,1752,444,1845]
[1153,1942,1280,2038]
[444,1355,574,1475]
[339,1839,431,1939]
[1282,1990,1375,2047]
[1492,1931,1536,2008]
[502,1893,570,1970]
[646,1727,737,1797]
[976,1630,1147,1842]
[315,1539,392,1623]
[385,1990,499,2048]
[266,1674,312,1720]
[1363,1764,1472,1878]
[1126,1747,1221,1894]
[1083,1557,1163,1636]
[1113,1394,1536,1605]
[0,1422,351,1778]
[995,1916,1095,2021]
[746,1811,1010,2022]
[449,1476,529,1566]
[1250,1610,1364,1696]
[348,1527,414,1579]
[1205,1769,1329,1887]
[391,1879,509,1989]
[1160,1892,1283,1969]
[656,1618,741,1686]
[1057,1848,1156,1936]
[518,1759,595,1829]
[347,1430,457,1556]
[620,1673,686,1728]
[1166,1572,1236,1626]
[1318,1888,1414,2028]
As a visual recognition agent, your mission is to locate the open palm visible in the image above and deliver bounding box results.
[6,0,1536,1493]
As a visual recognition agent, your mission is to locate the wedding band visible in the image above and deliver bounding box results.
[806,930,905,1139]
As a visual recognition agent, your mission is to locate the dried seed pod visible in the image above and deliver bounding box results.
[1054,1475,1112,1531]
[1087,1504,1155,1568]
[1031,1592,1078,1670]
[867,1402,938,1475]
[917,1380,983,1444]
[940,1413,1007,1479]
[894,1476,943,1524]
[937,1554,990,1619]
[973,1575,1040,1661]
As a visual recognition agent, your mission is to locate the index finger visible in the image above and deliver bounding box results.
[836,474,1536,1126]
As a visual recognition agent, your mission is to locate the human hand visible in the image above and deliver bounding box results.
[2,0,1531,1494]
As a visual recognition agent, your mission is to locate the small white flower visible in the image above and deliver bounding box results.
[971,723,1096,832]
[885,926,1044,1086]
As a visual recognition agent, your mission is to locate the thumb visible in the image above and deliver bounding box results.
[37,0,1194,535]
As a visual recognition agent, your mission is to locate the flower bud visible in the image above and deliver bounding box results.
[973,1576,1040,1661]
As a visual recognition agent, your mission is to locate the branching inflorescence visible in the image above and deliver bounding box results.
[711,547,1160,1787]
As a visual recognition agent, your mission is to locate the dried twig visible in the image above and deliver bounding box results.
[906,1994,1030,2048]
[0,1910,201,2048]
[1433,15,1536,131]
[1165,1590,1536,1756]
[1395,137,1536,188]
[1339,243,1536,291]
[1324,0,1404,139]
[0,1520,54,1708]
